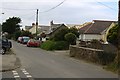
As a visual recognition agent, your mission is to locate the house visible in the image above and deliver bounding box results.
[25,26,32,31]
[28,23,50,35]
[47,20,67,38]
[79,20,117,43]
[27,20,67,38]
[25,23,35,31]
[65,24,81,29]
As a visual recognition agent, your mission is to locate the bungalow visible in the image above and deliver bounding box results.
[47,20,67,38]
[27,23,50,35]
[79,20,117,43]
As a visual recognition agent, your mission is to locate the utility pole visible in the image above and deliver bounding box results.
[36,9,39,38]
[118,0,120,47]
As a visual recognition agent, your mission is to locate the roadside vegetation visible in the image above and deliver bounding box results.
[106,24,119,74]
[40,40,69,50]
[40,27,79,50]
[2,17,33,40]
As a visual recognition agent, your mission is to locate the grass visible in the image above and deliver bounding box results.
[104,62,120,74]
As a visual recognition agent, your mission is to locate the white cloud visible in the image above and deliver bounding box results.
[1,0,118,26]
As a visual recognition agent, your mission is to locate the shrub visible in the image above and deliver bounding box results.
[107,24,118,46]
[40,40,55,50]
[53,27,69,41]
[54,41,69,50]
[40,40,69,50]
[65,33,77,45]
[69,27,79,38]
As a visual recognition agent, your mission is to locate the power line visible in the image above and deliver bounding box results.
[95,0,117,11]
[39,0,66,13]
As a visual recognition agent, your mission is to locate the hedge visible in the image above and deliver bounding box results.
[40,40,69,51]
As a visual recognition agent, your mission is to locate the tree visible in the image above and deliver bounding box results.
[21,31,32,38]
[65,33,77,45]
[14,31,22,40]
[69,27,79,38]
[107,24,118,45]
[2,17,21,34]
[53,27,69,41]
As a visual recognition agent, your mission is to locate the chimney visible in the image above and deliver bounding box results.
[32,23,35,26]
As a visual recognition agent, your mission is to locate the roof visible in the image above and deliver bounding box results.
[79,23,92,33]
[38,25,50,34]
[79,20,116,34]
[48,24,67,35]
[25,26,32,30]
[51,24,62,28]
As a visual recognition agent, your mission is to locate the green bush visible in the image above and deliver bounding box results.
[54,41,69,50]
[40,40,55,50]
[40,40,69,50]
[65,33,77,45]
[107,24,118,46]
[53,27,69,41]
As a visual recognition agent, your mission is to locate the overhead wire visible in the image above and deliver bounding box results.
[39,0,66,13]
[95,0,117,11]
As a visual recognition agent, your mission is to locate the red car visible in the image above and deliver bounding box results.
[27,39,41,47]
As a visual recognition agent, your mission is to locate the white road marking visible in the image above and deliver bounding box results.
[22,70,27,73]
[24,72,29,75]
[12,69,34,80]
[13,72,19,75]
[21,68,33,79]
[26,75,32,78]
[14,75,20,78]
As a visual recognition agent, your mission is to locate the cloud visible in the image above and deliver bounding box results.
[1,0,118,26]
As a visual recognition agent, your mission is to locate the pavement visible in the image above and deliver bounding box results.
[0,49,21,72]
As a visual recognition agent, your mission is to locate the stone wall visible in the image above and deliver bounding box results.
[69,45,116,65]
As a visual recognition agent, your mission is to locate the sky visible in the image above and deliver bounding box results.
[0,0,118,28]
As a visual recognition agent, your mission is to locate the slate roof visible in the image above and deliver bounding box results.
[38,25,50,34]
[79,20,117,34]
[49,24,66,35]
[25,26,32,30]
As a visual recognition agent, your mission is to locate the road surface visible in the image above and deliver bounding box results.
[2,40,118,79]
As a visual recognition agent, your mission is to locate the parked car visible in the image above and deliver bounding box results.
[17,37,23,43]
[0,37,12,55]
[27,39,41,47]
[21,36,30,44]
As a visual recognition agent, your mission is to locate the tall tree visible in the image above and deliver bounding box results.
[2,17,21,34]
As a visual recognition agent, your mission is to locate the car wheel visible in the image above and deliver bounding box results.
[1,48,6,55]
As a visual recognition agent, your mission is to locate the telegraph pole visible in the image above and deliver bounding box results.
[36,9,39,37]
[118,0,120,46]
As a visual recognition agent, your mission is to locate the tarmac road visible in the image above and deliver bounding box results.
[2,40,118,79]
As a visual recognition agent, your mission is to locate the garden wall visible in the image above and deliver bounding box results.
[69,45,116,65]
